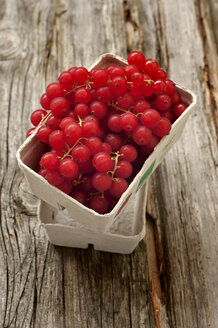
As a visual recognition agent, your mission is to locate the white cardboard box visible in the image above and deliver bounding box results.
[16,53,197,234]
[38,182,148,254]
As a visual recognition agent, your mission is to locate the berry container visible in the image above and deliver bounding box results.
[16,53,197,234]
[38,182,148,254]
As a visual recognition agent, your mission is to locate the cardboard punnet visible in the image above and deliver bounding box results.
[16,53,197,234]
[38,183,148,254]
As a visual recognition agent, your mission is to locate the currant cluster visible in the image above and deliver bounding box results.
[27,51,187,214]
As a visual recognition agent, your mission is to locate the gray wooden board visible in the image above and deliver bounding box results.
[0,0,217,327]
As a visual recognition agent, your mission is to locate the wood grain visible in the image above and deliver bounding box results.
[0,0,217,327]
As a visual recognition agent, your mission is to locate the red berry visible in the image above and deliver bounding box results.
[89,194,110,214]
[96,86,112,103]
[31,109,47,126]
[120,145,137,162]
[155,69,167,81]
[49,130,66,150]
[155,94,171,111]
[40,93,51,110]
[144,59,159,77]
[46,82,65,100]
[108,114,122,132]
[116,93,134,109]
[120,112,138,131]
[71,190,87,205]
[64,122,83,145]
[78,158,95,174]
[80,174,94,193]
[105,65,117,74]
[133,100,151,114]
[71,144,91,163]
[56,180,72,194]
[165,80,176,95]
[101,142,112,154]
[50,97,70,118]
[141,80,154,97]
[153,80,166,94]
[92,172,112,191]
[74,103,89,118]
[75,87,91,103]
[93,152,113,172]
[59,158,79,178]
[74,67,89,85]
[60,117,75,131]
[46,115,61,130]
[131,72,144,87]
[85,137,102,155]
[132,125,152,145]
[171,92,181,106]
[141,109,161,129]
[89,101,107,119]
[115,160,133,179]
[109,178,128,198]
[45,171,64,186]
[37,126,53,143]
[128,84,141,97]
[110,76,127,96]
[82,121,99,137]
[174,103,187,117]
[58,71,74,90]
[91,68,108,88]
[109,66,125,78]
[153,117,171,137]
[97,127,106,140]
[104,133,123,151]
[123,64,139,79]
[40,152,59,171]
[127,51,145,70]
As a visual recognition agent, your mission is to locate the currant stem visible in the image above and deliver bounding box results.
[59,137,87,161]
[109,151,123,179]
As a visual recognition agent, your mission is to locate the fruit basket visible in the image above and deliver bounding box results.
[38,181,148,254]
[17,53,196,235]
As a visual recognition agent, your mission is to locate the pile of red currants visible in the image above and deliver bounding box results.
[27,51,187,214]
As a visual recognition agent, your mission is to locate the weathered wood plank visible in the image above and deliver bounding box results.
[0,0,157,327]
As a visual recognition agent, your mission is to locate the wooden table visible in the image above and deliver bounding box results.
[0,0,217,327]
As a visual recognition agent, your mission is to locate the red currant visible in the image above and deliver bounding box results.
[46,82,65,100]
[59,158,79,178]
[50,97,70,118]
[37,126,53,143]
[109,178,128,198]
[40,93,51,110]
[115,160,133,179]
[127,51,145,70]
[82,121,99,137]
[71,144,91,163]
[141,109,160,129]
[89,193,110,214]
[74,103,89,118]
[120,112,138,131]
[132,125,152,145]
[58,71,74,90]
[75,87,91,103]
[153,117,171,137]
[64,122,83,145]
[92,172,112,191]
[120,145,137,162]
[104,133,123,151]
[174,103,187,117]
[89,101,107,119]
[49,130,66,150]
[31,109,47,126]
[155,94,171,111]
[40,152,59,171]
[93,152,113,172]
[71,190,87,205]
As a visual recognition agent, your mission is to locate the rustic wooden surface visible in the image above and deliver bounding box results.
[0,0,217,327]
